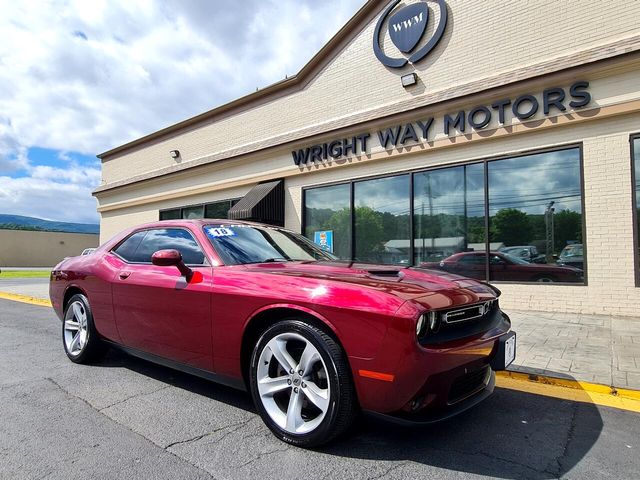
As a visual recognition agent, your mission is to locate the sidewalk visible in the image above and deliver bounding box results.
[509,310,640,389]
[1,279,638,390]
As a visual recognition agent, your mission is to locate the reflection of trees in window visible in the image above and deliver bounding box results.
[413,164,485,263]
[488,149,583,258]
[354,175,410,264]
[304,184,351,259]
[303,147,585,282]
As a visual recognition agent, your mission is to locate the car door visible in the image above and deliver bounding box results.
[452,253,487,280]
[110,227,214,371]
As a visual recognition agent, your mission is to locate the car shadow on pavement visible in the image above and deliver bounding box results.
[100,348,602,479]
[324,383,604,479]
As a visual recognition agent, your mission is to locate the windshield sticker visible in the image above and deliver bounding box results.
[206,227,236,238]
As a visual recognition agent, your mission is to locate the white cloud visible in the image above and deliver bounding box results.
[0,172,99,224]
[0,0,365,224]
[0,0,365,156]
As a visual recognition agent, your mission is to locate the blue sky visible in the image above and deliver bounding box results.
[0,0,364,225]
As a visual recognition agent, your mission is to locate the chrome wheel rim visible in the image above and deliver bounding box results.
[64,301,88,356]
[257,332,330,434]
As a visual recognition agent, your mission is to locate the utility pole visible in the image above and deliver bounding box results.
[545,201,555,262]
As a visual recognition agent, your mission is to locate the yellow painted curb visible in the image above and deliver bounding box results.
[496,371,640,413]
[0,292,52,308]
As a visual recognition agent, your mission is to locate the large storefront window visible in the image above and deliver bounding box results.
[304,184,351,259]
[413,164,485,275]
[354,175,410,264]
[634,136,640,285]
[488,148,584,283]
[302,146,586,284]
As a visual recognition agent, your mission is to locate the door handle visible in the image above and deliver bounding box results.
[119,271,131,280]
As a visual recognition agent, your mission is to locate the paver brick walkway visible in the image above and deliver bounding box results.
[509,310,640,389]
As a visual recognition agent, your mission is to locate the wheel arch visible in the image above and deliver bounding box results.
[240,304,344,390]
[62,285,88,311]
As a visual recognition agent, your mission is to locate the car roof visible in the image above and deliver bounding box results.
[129,219,270,229]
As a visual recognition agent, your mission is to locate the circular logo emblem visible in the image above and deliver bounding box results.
[373,0,448,69]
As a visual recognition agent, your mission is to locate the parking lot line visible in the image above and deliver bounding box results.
[496,371,640,413]
[0,292,52,308]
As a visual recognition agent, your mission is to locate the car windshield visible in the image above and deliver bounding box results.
[503,247,526,257]
[560,245,583,258]
[204,224,337,265]
[500,253,530,265]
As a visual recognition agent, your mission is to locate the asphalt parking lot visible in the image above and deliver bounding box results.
[1,299,639,480]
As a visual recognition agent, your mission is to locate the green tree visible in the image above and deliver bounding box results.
[325,208,352,259]
[490,208,533,246]
[553,210,582,251]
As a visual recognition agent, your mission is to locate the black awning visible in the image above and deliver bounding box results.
[228,179,284,226]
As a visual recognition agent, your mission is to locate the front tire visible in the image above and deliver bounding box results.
[62,293,107,364]
[249,319,357,447]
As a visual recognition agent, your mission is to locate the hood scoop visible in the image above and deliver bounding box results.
[365,269,403,278]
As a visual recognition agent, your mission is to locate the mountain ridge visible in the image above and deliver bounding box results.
[0,214,99,234]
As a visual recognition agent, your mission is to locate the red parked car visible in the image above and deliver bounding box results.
[50,220,516,447]
[422,251,584,283]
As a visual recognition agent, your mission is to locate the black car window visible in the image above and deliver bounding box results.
[113,231,147,262]
[459,254,485,265]
[115,228,206,265]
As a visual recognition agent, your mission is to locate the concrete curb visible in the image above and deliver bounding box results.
[496,371,640,413]
[499,370,640,400]
[0,292,52,308]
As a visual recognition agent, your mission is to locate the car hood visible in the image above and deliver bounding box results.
[243,261,498,310]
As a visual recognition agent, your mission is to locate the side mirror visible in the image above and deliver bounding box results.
[152,249,193,280]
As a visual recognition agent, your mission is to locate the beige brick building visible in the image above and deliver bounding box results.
[94,0,640,316]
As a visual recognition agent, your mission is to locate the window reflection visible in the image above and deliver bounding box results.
[304,184,351,259]
[634,138,640,284]
[414,164,485,278]
[300,147,586,284]
[354,175,410,264]
[488,148,584,283]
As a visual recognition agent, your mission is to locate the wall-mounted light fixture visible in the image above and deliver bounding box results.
[401,73,417,88]
[170,150,180,159]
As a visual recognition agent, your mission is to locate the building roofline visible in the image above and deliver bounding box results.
[97,0,381,160]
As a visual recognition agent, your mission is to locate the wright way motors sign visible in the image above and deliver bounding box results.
[292,81,591,166]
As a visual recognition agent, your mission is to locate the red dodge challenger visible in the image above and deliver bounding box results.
[50,220,516,447]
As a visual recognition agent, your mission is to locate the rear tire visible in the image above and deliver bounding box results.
[249,319,357,448]
[534,275,556,283]
[62,293,107,364]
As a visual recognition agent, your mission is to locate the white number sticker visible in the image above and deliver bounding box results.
[206,227,236,238]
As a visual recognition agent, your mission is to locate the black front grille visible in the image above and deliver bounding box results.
[448,366,490,404]
[442,300,496,324]
[420,300,506,346]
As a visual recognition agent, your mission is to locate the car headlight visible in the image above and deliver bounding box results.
[417,311,440,339]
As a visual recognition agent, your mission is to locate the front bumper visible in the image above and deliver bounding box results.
[350,309,513,415]
[364,370,495,425]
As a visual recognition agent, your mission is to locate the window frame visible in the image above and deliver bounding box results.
[110,227,210,266]
[631,134,640,287]
[302,142,587,286]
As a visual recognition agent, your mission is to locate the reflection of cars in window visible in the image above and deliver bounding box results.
[557,244,584,270]
[499,245,546,264]
[50,219,516,447]
[423,251,583,283]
